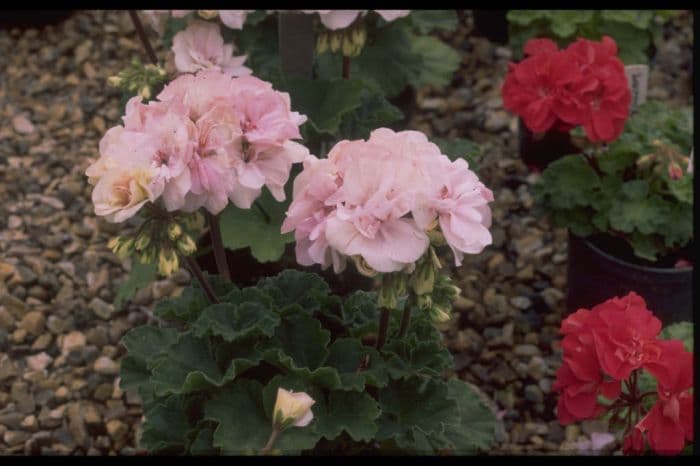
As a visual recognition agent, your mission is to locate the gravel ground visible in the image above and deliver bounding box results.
[0,10,693,455]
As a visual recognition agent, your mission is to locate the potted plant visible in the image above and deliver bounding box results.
[503,10,681,171]
[533,96,693,324]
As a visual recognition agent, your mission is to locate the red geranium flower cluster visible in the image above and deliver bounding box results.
[501,36,631,142]
[553,292,693,455]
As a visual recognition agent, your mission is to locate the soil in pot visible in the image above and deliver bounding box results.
[566,233,693,324]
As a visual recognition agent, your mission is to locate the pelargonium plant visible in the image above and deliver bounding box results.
[94,10,503,455]
[554,291,693,455]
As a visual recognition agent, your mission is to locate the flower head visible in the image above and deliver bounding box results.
[273,388,315,430]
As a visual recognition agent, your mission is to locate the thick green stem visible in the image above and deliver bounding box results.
[375,308,391,350]
[184,255,219,304]
[206,212,231,282]
[260,427,280,455]
[397,300,412,338]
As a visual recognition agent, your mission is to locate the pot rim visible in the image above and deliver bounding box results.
[571,233,693,275]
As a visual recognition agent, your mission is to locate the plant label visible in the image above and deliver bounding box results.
[625,65,649,112]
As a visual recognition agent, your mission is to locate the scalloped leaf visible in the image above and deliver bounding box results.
[442,379,499,453]
[192,302,280,342]
[382,335,453,380]
[660,321,693,352]
[342,290,379,338]
[315,391,381,442]
[270,314,331,370]
[408,35,460,89]
[219,187,293,263]
[431,136,480,167]
[533,155,601,210]
[154,286,210,323]
[140,395,192,453]
[376,376,460,452]
[408,10,458,34]
[322,338,388,390]
[114,261,157,309]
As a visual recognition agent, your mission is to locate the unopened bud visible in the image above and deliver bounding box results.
[176,234,197,256]
[429,247,442,270]
[668,161,683,180]
[138,246,157,265]
[427,229,447,247]
[115,238,134,260]
[272,388,315,431]
[107,236,122,253]
[197,10,218,20]
[353,256,377,277]
[139,85,151,100]
[107,75,122,87]
[417,293,432,311]
[410,261,435,296]
[158,247,179,276]
[429,304,451,324]
[134,231,151,251]
[351,26,366,49]
[167,222,183,241]
[316,32,329,55]
[378,278,398,310]
[342,34,354,57]
[330,33,342,53]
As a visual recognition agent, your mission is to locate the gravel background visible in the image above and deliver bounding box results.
[0,10,693,455]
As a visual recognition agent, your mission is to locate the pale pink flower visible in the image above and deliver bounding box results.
[171,21,251,77]
[273,388,315,428]
[171,10,193,18]
[157,69,235,121]
[218,10,253,29]
[374,10,411,22]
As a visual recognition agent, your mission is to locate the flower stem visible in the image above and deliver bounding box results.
[376,307,391,350]
[260,427,280,455]
[397,299,413,338]
[206,212,231,282]
[128,10,158,65]
[184,255,220,304]
[342,56,351,79]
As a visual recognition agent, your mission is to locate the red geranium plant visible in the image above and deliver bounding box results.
[553,291,694,455]
[502,36,631,143]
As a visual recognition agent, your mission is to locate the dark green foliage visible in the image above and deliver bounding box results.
[120,270,500,454]
[533,101,693,262]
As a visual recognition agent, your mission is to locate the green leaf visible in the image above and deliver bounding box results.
[337,88,404,140]
[533,155,601,210]
[660,321,694,352]
[161,15,190,50]
[228,15,281,85]
[204,380,270,455]
[315,391,380,442]
[668,174,693,204]
[149,333,225,396]
[256,270,331,311]
[280,77,366,135]
[382,336,453,380]
[376,376,460,452]
[187,424,219,455]
[322,338,388,390]
[600,10,654,29]
[506,10,548,26]
[119,326,179,394]
[140,395,192,453]
[658,203,692,248]
[192,302,280,342]
[270,314,331,370]
[219,187,293,263]
[597,20,651,64]
[342,291,379,338]
[546,11,594,38]
[598,140,640,175]
[609,186,665,235]
[114,261,157,309]
[627,233,663,262]
[431,136,480,167]
[409,10,458,34]
[442,379,499,453]
[407,36,460,89]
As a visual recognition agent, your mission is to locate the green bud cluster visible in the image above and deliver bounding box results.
[316,22,367,57]
[107,58,169,101]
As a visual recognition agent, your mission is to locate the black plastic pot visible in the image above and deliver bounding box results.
[566,233,693,324]
[518,119,580,172]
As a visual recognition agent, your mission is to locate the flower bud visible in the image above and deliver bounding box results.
[115,238,134,260]
[107,75,122,87]
[167,222,183,241]
[353,256,377,277]
[330,33,342,53]
[378,278,398,310]
[429,304,451,324]
[429,247,442,270]
[107,236,122,253]
[668,161,683,180]
[272,388,315,431]
[410,261,435,296]
[138,246,157,265]
[176,234,197,256]
[416,293,432,311]
[427,229,447,247]
[139,85,151,100]
[134,231,151,251]
[351,26,366,49]
[158,247,179,276]
[316,32,329,55]
[342,34,355,57]
[197,10,218,19]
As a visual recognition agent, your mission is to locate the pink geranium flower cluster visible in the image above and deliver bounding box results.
[502,36,631,142]
[281,128,493,274]
[553,292,693,455]
[171,21,251,77]
[87,69,308,221]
